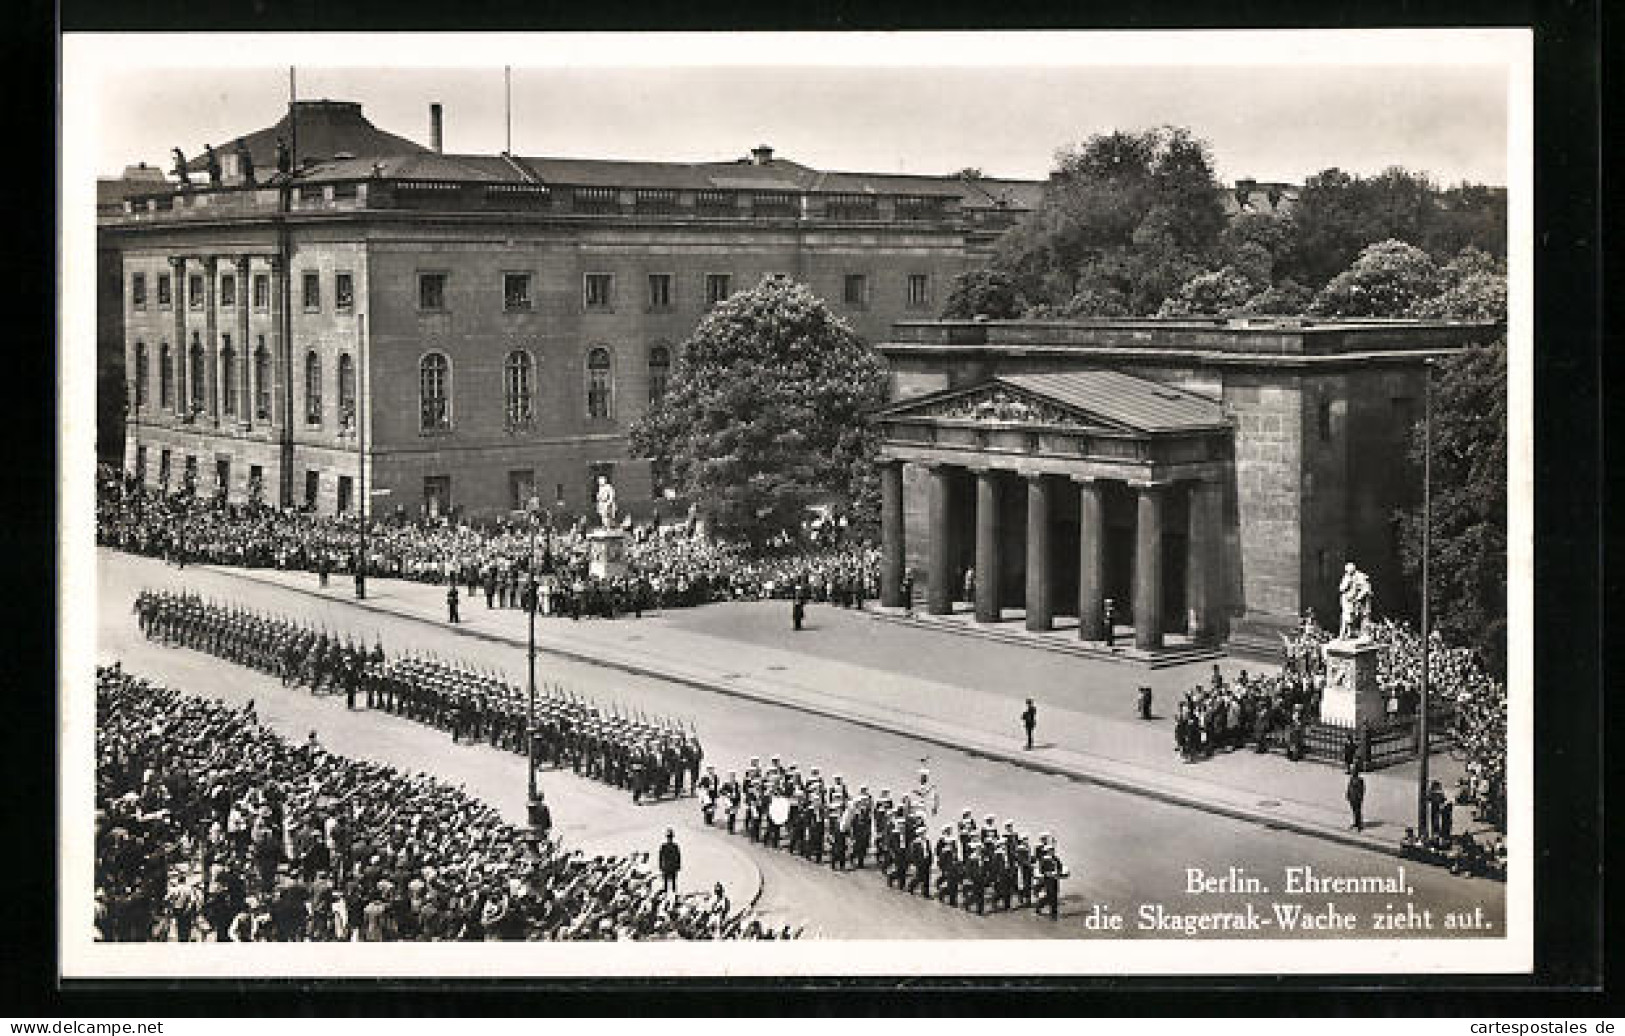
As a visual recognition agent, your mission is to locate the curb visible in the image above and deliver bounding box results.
[203,564,1406,861]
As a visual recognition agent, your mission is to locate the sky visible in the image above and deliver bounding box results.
[76,32,1518,186]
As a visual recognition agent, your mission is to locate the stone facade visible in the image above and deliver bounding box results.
[877,319,1495,643]
[105,117,997,523]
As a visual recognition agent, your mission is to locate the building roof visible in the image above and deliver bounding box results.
[879,369,1230,435]
[995,371,1228,433]
[187,99,431,174]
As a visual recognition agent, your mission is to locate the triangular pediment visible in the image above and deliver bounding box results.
[880,382,1120,431]
[880,371,1229,436]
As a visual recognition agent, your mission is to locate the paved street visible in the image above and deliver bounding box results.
[95,550,1505,940]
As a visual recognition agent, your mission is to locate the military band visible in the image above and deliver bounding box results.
[696,755,1066,919]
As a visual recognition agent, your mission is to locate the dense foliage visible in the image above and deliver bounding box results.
[1394,337,1508,680]
[630,277,888,548]
[954,132,1507,321]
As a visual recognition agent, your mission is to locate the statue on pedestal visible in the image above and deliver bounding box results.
[170,147,191,186]
[595,475,618,530]
[1338,561,1373,641]
[204,143,222,187]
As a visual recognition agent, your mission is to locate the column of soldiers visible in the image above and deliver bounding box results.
[133,590,704,806]
[694,757,1067,920]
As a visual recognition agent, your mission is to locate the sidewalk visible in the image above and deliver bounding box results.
[206,563,1464,859]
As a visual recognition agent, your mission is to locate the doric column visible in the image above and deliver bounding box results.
[235,255,253,428]
[169,257,187,416]
[926,464,954,616]
[974,468,1002,623]
[880,460,906,608]
[1133,481,1165,650]
[202,257,219,423]
[1075,476,1105,640]
[1185,478,1225,644]
[1024,474,1052,631]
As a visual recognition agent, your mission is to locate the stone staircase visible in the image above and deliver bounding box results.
[872,596,1225,670]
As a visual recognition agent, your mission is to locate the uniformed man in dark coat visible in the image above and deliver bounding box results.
[1346,764,1366,831]
[446,584,460,623]
[1021,698,1037,750]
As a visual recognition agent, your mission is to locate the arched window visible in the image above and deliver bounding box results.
[648,344,671,405]
[304,350,323,424]
[338,353,356,428]
[504,350,533,426]
[586,347,613,420]
[159,343,173,409]
[134,341,149,408]
[253,337,270,419]
[188,336,206,412]
[420,352,451,431]
[220,340,236,417]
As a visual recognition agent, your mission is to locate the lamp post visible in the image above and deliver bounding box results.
[1416,358,1434,836]
[355,312,368,599]
[526,495,541,819]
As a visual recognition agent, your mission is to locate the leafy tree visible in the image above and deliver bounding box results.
[1279,166,1440,289]
[940,268,1025,319]
[1309,239,1440,317]
[629,276,887,548]
[1156,265,1255,317]
[1393,336,1507,679]
[1413,247,1508,322]
[1233,278,1313,316]
[1420,184,1508,260]
[992,126,1225,314]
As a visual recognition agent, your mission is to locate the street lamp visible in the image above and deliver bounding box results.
[1416,357,1434,836]
[355,312,369,600]
[526,494,542,823]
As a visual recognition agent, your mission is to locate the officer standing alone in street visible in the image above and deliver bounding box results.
[1346,763,1366,831]
[1021,698,1037,750]
[446,584,460,624]
[658,828,682,895]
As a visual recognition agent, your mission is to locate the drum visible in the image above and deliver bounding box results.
[768,795,792,826]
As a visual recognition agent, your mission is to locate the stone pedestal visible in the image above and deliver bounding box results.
[587,529,629,580]
[1320,637,1384,728]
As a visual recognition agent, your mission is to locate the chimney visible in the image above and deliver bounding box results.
[750,144,773,166]
[430,102,444,153]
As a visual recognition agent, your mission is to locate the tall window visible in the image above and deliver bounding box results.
[420,352,451,431]
[504,350,533,426]
[583,273,614,310]
[220,274,236,308]
[159,343,173,408]
[335,272,354,312]
[301,272,321,312]
[188,274,204,310]
[705,273,732,306]
[188,337,205,412]
[648,344,671,405]
[843,273,868,306]
[131,273,147,311]
[337,353,356,427]
[157,273,172,308]
[220,337,236,417]
[647,273,672,309]
[906,273,930,308]
[586,347,613,419]
[133,342,149,408]
[252,273,269,310]
[419,273,447,311]
[253,338,271,419]
[304,350,323,424]
[504,273,532,312]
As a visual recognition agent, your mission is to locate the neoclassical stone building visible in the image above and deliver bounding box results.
[874,318,1495,655]
[104,100,1041,520]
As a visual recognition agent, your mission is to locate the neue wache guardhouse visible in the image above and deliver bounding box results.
[872,318,1496,660]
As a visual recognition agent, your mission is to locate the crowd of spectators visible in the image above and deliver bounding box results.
[96,467,879,616]
[95,664,794,942]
